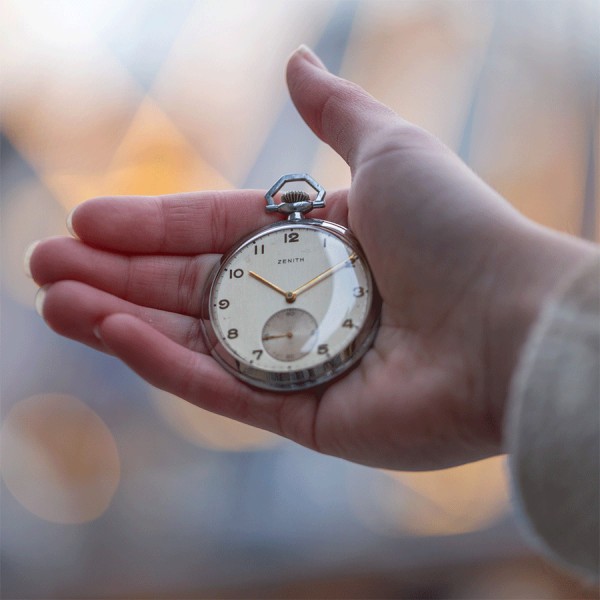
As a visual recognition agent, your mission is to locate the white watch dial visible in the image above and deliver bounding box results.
[207,223,374,380]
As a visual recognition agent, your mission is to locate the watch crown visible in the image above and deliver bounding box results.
[281,190,310,204]
[265,173,326,220]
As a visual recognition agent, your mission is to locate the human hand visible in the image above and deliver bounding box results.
[27,47,596,470]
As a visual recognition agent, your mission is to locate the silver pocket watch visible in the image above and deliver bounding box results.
[201,173,381,391]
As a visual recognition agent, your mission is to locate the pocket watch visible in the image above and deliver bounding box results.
[201,173,381,391]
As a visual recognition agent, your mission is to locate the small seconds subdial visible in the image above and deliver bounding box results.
[261,308,318,361]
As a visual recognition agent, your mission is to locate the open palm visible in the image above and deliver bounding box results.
[30,48,588,470]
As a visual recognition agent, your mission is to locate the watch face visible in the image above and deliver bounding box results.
[202,220,380,391]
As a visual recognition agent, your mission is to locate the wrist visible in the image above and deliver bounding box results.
[486,221,598,443]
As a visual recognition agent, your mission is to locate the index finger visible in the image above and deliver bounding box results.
[69,189,348,255]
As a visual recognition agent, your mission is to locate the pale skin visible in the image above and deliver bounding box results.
[28,47,597,470]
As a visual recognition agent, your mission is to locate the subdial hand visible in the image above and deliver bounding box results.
[262,332,293,341]
[249,271,296,302]
[292,253,358,297]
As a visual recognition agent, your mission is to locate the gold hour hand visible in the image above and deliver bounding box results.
[249,271,297,302]
[292,253,357,297]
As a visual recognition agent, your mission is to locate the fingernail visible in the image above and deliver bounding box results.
[24,240,40,278]
[93,324,102,340]
[66,207,78,238]
[295,45,327,70]
[35,285,49,317]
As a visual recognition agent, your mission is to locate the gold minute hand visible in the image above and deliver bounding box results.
[292,253,358,297]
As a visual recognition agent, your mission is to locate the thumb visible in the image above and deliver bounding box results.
[286,46,407,171]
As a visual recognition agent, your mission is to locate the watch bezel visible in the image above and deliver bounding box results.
[200,219,381,392]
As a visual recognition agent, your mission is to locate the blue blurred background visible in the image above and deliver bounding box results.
[1,1,598,598]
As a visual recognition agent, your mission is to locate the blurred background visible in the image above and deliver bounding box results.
[1,1,598,598]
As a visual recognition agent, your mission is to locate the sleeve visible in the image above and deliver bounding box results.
[506,253,600,582]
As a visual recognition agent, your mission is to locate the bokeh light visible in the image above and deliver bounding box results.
[153,390,281,452]
[1,394,120,524]
[350,457,509,537]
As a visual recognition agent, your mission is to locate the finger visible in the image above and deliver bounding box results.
[69,188,348,255]
[29,237,218,316]
[39,280,205,354]
[97,313,320,444]
[286,46,406,170]
[98,313,251,417]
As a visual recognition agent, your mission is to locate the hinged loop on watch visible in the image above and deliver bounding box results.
[264,173,326,220]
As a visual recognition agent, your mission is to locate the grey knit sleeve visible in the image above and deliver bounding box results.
[506,253,600,581]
